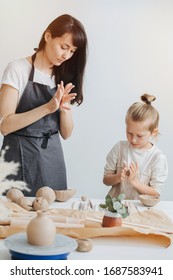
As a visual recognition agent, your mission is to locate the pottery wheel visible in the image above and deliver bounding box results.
[4,233,77,260]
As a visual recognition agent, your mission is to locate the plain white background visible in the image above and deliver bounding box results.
[0,0,173,200]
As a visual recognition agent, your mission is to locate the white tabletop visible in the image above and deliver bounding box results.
[0,198,173,260]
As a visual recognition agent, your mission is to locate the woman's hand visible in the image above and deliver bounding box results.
[46,81,76,113]
[59,81,77,110]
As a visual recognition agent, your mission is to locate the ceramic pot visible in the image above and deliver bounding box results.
[102,211,122,227]
[54,188,76,202]
[26,210,56,246]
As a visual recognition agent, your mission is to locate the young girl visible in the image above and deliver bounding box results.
[0,14,88,196]
[103,94,168,200]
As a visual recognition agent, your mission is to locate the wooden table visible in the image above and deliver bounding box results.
[0,198,173,260]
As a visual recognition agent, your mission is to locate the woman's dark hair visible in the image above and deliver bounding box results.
[36,14,88,105]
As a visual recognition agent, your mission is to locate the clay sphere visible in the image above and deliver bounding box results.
[36,186,56,205]
[76,238,93,252]
[33,197,49,211]
[6,188,24,203]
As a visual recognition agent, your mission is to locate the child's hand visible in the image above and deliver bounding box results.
[120,161,129,182]
[127,161,138,183]
[120,161,138,183]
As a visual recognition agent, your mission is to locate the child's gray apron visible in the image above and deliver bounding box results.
[2,54,67,196]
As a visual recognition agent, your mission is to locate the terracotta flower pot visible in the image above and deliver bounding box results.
[102,211,122,227]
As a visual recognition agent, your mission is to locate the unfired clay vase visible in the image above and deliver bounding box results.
[6,188,24,203]
[36,186,56,205]
[27,210,56,246]
[102,211,122,227]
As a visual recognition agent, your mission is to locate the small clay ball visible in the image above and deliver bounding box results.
[126,170,130,176]
[6,188,24,203]
[33,197,49,211]
[76,238,93,252]
[16,197,33,211]
[36,186,56,205]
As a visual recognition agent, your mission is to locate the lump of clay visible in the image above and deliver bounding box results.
[36,186,56,205]
[54,188,76,202]
[16,197,33,211]
[6,188,24,203]
[76,238,93,252]
[32,197,49,211]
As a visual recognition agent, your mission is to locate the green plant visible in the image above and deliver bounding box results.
[99,193,128,218]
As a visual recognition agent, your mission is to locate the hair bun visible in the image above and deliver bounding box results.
[141,93,156,105]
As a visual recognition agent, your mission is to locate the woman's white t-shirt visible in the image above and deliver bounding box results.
[1,58,56,102]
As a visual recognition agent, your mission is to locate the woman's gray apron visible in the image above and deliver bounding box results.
[1,54,67,196]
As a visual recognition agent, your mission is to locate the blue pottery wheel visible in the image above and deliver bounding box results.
[9,250,69,260]
[4,233,77,260]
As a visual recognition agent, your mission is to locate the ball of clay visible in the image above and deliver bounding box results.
[16,197,33,211]
[36,186,56,205]
[6,188,24,203]
[76,238,93,252]
[33,197,49,211]
[126,170,130,176]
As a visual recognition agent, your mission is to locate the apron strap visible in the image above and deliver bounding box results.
[41,132,52,149]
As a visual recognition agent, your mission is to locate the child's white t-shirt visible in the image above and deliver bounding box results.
[104,140,168,199]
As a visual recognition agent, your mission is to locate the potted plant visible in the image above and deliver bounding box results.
[99,193,128,227]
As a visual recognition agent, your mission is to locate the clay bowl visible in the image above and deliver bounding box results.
[54,188,76,202]
[139,194,160,207]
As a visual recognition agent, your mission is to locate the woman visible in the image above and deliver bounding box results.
[0,14,88,196]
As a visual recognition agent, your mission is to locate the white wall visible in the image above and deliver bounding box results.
[0,0,173,200]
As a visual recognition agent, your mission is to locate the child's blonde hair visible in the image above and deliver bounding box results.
[125,94,159,133]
